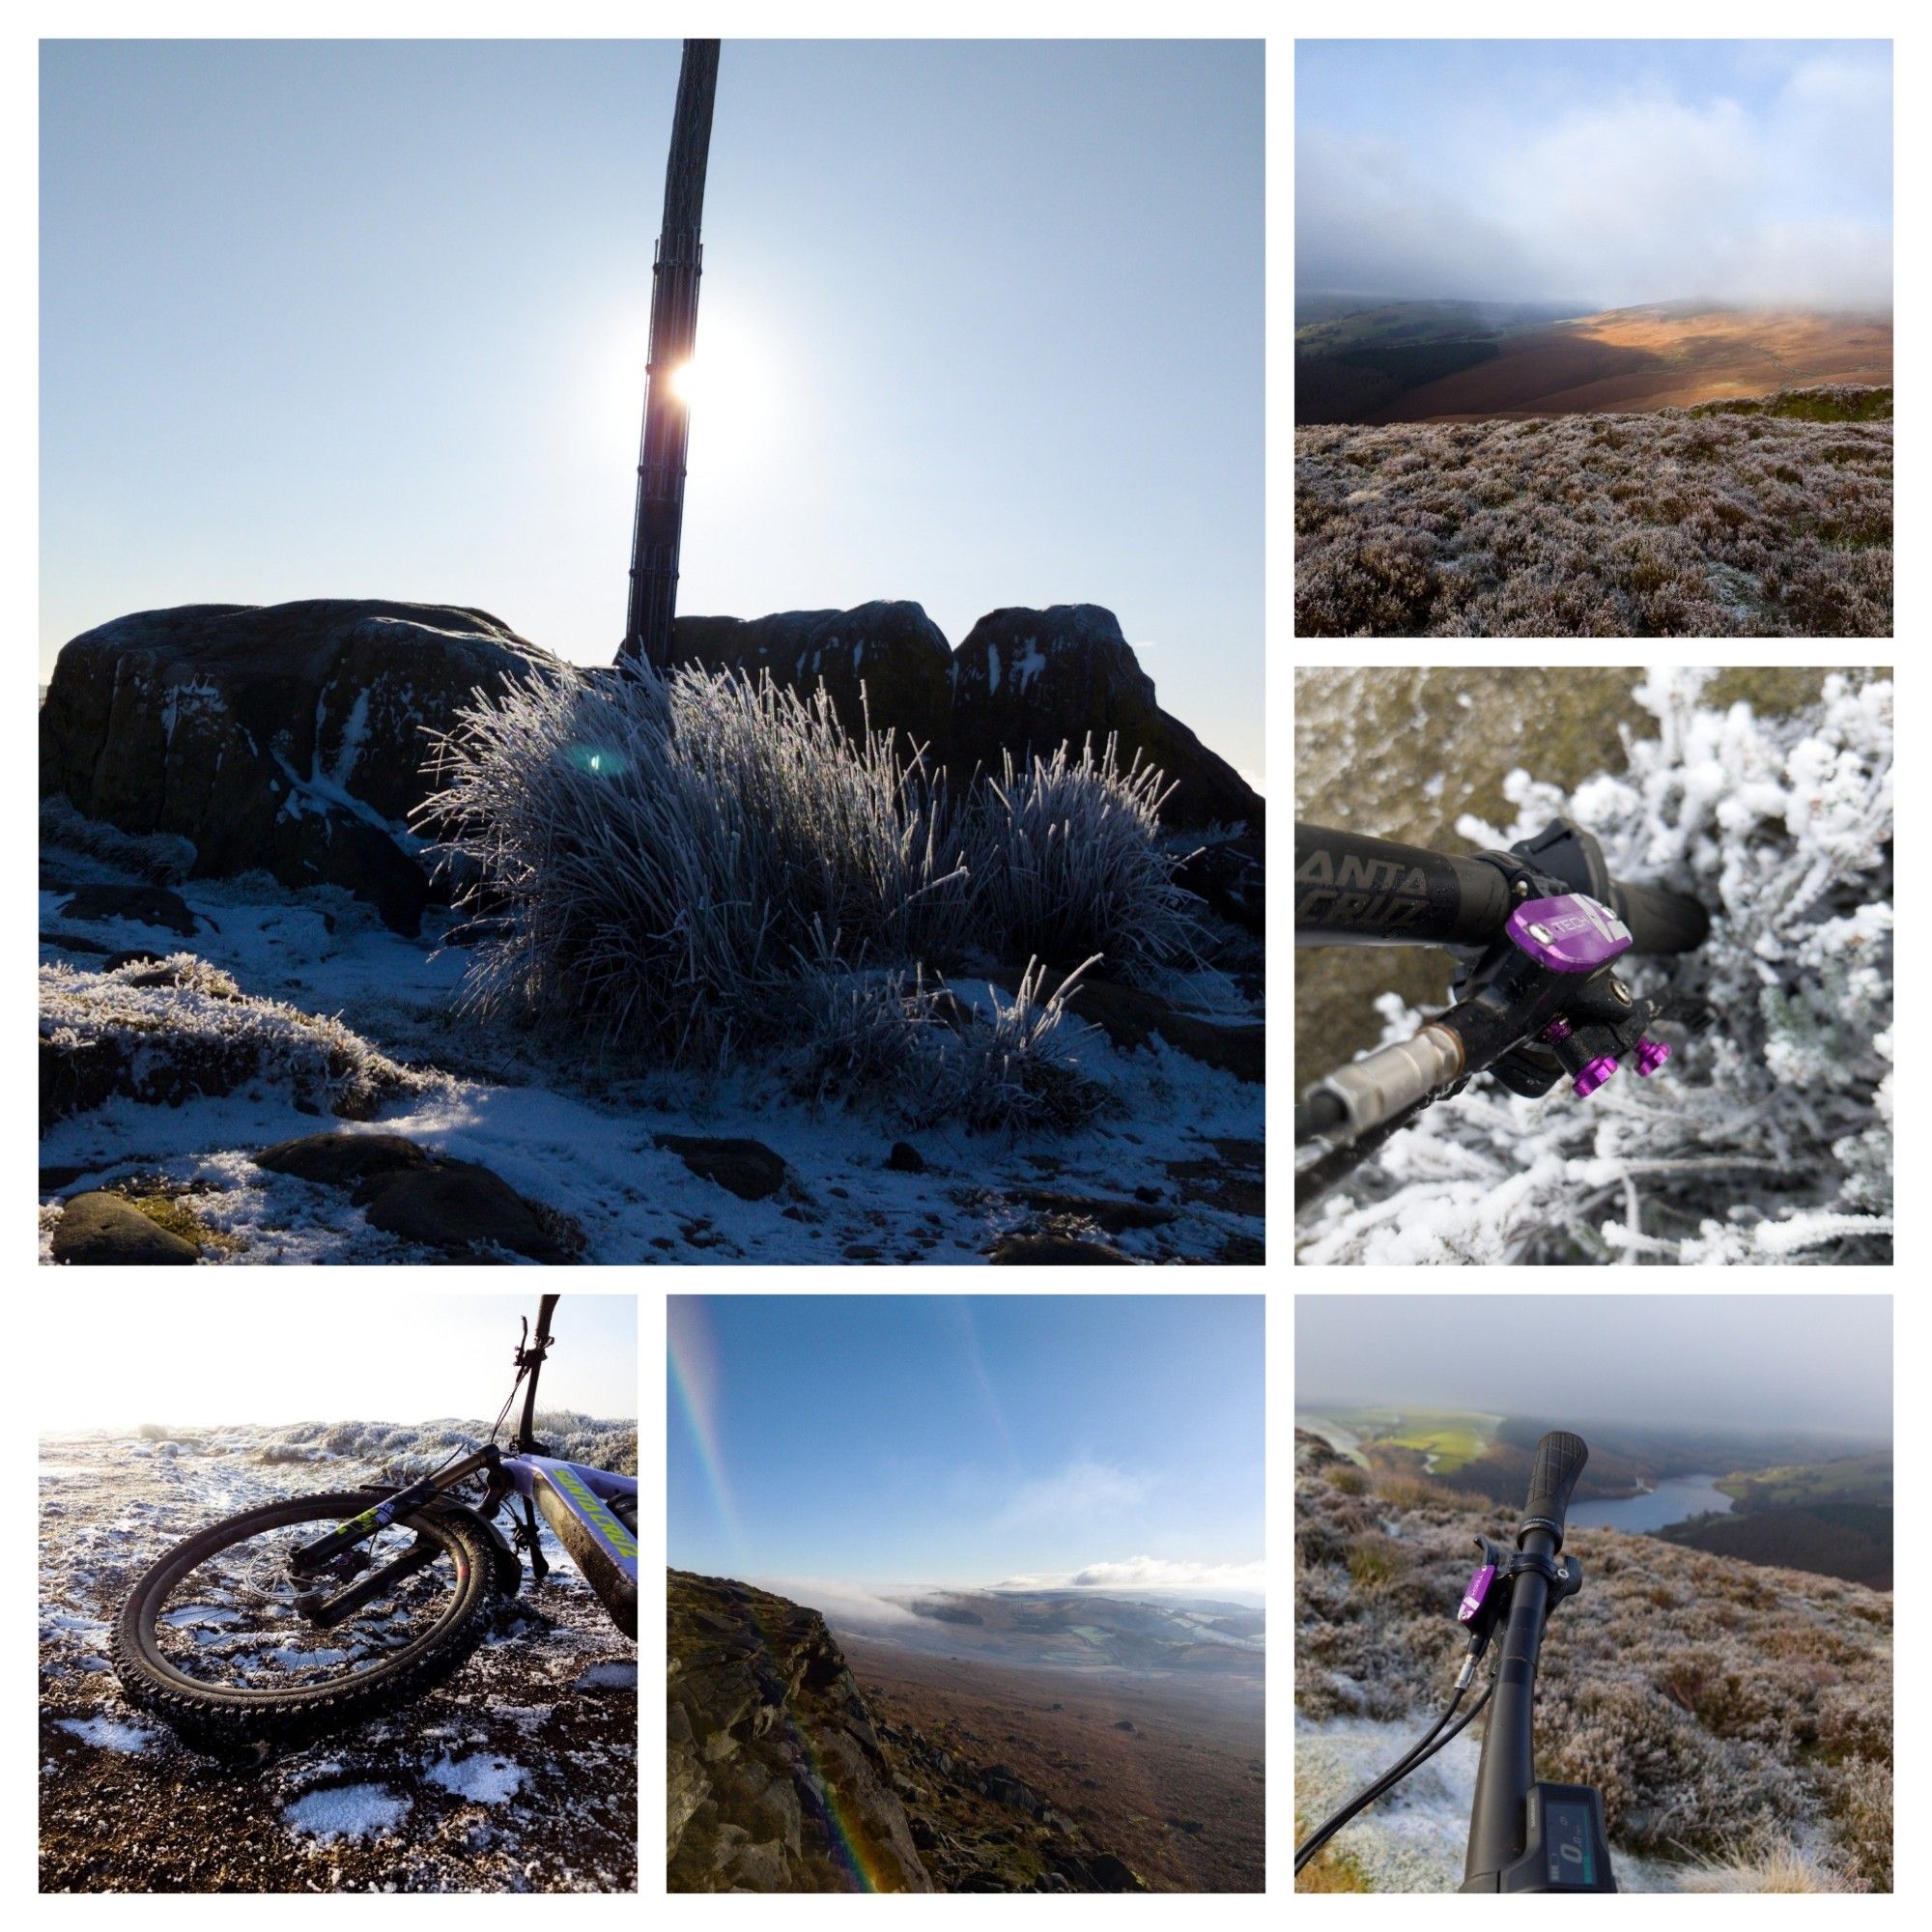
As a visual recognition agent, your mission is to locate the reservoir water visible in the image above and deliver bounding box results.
[1566,1472,1734,1533]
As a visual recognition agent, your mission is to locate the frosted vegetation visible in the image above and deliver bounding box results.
[1294,388,1892,637]
[42,954,436,1124]
[1295,1435,1891,1893]
[131,1413,638,1477]
[416,661,1200,1129]
[1298,670,1891,1264]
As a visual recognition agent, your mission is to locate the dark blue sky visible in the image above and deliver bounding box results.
[669,1294,1264,1593]
[41,39,1263,782]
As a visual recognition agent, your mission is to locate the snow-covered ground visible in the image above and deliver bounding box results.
[40,1424,636,1892]
[40,855,1264,1264]
[1294,1713,1682,1892]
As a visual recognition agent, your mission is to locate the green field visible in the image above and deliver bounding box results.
[1716,1451,1893,1510]
[1297,1406,1499,1474]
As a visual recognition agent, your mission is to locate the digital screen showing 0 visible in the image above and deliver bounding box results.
[1544,1801,1598,1887]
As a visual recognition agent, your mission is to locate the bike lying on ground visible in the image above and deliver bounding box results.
[112,1294,637,1755]
[1294,817,1713,1211]
[1295,1431,1615,1892]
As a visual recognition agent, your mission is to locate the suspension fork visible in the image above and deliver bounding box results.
[288,1449,497,1575]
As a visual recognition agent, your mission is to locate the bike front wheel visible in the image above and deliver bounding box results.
[111,1490,502,1754]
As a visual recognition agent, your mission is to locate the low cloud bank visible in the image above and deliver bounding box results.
[1298,47,1892,312]
[993,1555,1266,1594]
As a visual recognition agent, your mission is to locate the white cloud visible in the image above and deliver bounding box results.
[993,1554,1266,1594]
[1298,55,1892,311]
[745,1577,919,1627]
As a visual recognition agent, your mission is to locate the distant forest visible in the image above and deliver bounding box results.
[1661,1504,1892,1591]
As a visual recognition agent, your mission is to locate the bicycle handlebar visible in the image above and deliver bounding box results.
[1611,879,1710,955]
[1294,822,1708,957]
[1520,1430,1588,1550]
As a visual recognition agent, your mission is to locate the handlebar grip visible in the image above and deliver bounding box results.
[1520,1431,1588,1548]
[1611,880,1709,955]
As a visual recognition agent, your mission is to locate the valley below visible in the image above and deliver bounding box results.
[843,1638,1264,1892]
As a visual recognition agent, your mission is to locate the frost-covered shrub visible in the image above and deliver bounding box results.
[40,954,434,1125]
[418,660,965,1064]
[1294,397,1893,637]
[782,957,1110,1133]
[419,662,1188,1121]
[960,739,1201,978]
[1297,670,1891,1265]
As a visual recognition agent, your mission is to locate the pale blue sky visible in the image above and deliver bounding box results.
[1298,40,1891,311]
[41,39,1264,781]
[669,1295,1264,1594]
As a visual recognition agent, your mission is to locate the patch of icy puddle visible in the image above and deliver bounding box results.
[425,1752,526,1804]
[56,1716,158,1753]
[283,1783,411,1843]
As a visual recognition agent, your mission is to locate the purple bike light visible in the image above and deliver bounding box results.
[1574,1055,1620,1097]
[1634,1037,1671,1077]
[1459,1562,1496,1624]
[1506,894,1634,973]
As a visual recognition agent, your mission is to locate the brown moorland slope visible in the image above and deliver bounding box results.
[844,1637,1264,1892]
[1368,306,1891,422]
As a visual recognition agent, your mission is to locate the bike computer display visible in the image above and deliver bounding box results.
[1499,1783,1616,1892]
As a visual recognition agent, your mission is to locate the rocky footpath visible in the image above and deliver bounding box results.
[668,1572,1148,1893]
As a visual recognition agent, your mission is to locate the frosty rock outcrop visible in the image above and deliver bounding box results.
[668,1569,933,1892]
[39,600,558,932]
[626,601,1262,832]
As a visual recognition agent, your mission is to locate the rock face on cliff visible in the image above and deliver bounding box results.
[668,1570,1150,1894]
[39,600,559,933]
[947,605,1257,831]
[668,1570,933,1892]
[626,601,954,756]
[625,602,1261,832]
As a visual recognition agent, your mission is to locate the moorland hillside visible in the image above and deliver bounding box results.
[1294,386,1891,638]
[1294,1432,1891,1892]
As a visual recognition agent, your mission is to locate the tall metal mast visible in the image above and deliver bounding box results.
[625,39,721,661]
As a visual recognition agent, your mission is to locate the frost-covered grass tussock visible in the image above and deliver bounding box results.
[1294,390,1892,636]
[41,954,439,1125]
[1297,670,1891,1264]
[416,660,1199,1120]
[1295,1435,1891,1892]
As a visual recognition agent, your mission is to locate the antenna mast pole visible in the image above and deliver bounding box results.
[625,39,721,661]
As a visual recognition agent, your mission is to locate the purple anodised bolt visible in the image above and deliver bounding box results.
[1634,1037,1671,1077]
[1459,1562,1496,1625]
[1541,1017,1573,1044]
[1574,1055,1620,1097]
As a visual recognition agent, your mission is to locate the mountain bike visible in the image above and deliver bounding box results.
[1295,1430,1615,1891]
[1294,817,1712,1210]
[111,1294,638,1755]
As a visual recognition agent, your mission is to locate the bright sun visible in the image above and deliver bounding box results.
[594,309,780,488]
